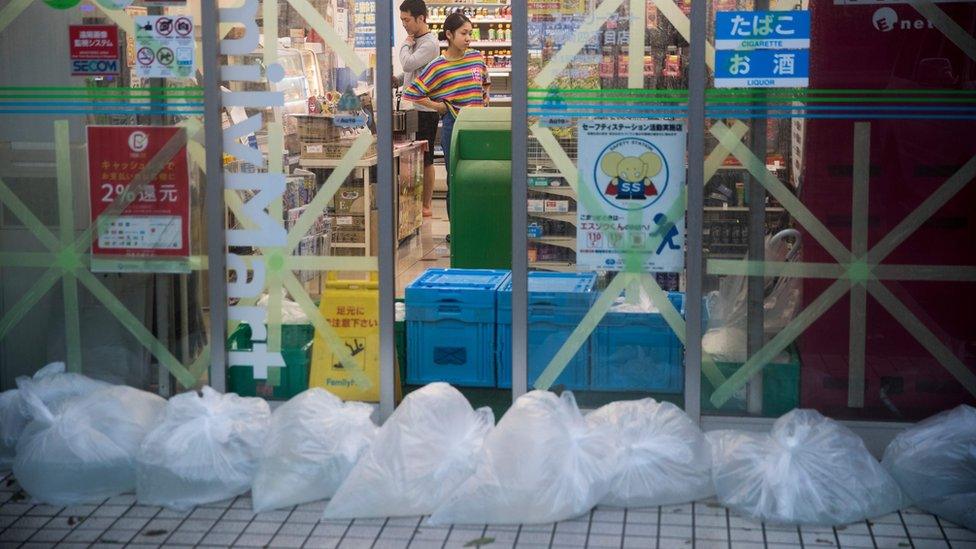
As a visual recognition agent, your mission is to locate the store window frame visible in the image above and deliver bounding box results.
[200,0,398,419]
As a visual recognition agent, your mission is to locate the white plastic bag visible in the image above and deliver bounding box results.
[882,405,975,531]
[13,385,165,505]
[1,362,109,469]
[323,383,493,519]
[429,390,617,525]
[709,409,904,526]
[136,387,271,510]
[252,388,377,513]
[587,398,713,507]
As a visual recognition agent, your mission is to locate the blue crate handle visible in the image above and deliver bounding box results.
[437,303,463,316]
[531,304,556,319]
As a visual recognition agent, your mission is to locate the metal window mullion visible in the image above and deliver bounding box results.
[684,0,707,423]
[376,0,396,420]
[511,0,528,400]
[201,0,228,392]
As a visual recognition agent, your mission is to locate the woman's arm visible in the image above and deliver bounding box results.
[412,97,448,114]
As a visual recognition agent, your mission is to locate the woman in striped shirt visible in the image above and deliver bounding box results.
[403,12,490,222]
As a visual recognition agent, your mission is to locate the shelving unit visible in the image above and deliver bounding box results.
[529,236,576,251]
[299,141,427,256]
[429,17,510,24]
[528,261,576,273]
[529,211,577,226]
[438,40,512,48]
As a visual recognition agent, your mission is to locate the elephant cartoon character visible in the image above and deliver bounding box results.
[601,150,663,200]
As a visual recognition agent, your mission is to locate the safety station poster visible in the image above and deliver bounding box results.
[577,119,686,272]
[87,126,191,273]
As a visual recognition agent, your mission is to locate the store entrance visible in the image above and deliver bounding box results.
[392,0,514,298]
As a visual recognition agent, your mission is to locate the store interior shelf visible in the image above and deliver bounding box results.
[529,236,576,251]
[528,186,576,199]
[529,260,577,273]
[440,41,511,48]
[529,212,577,226]
[429,18,511,24]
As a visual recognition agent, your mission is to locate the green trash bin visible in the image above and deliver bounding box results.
[449,107,512,269]
[227,323,314,399]
[702,345,801,416]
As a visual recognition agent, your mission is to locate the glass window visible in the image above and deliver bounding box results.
[0,1,211,394]
[699,1,976,421]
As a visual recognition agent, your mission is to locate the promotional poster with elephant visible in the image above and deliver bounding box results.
[577,120,687,272]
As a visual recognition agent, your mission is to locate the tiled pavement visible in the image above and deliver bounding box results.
[0,472,973,548]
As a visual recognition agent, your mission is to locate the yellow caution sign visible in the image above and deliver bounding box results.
[309,273,379,401]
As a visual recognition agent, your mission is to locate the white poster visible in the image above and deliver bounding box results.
[577,119,686,272]
[135,15,196,78]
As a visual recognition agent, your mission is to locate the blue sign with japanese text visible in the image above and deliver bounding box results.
[715,49,809,88]
[715,11,810,49]
[715,10,810,88]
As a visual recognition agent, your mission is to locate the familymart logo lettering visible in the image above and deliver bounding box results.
[220,0,287,378]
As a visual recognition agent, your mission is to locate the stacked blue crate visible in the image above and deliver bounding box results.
[405,269,510,387]
[590,291,685,393]
[497,272,597,390]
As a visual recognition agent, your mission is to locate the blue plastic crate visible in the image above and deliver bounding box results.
[591,291,685,393]
[405,269,510,387]
[497,272,597,389]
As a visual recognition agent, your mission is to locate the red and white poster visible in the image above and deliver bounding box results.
[69,25,120,76]
[87,126,191,271]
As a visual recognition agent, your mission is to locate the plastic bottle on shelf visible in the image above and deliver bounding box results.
[488,25,496,41]
[505,24,512,42]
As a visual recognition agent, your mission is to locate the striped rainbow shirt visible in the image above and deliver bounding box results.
[403,50,490,116]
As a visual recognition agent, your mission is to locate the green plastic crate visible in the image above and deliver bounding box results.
[227,323,314,399]
[702,345,800,416]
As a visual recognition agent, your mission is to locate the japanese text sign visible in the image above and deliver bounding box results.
[354,0,375,48]
[715,49,810,87]
[87,126,191,269]
[134,15,196,78]
[577,120,686,273]
[69,25,120,76]
[714,10,810,88]
[715,11,810,49]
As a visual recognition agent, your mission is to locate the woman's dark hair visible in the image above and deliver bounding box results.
[438,12,470,42]
[399,0,427,19]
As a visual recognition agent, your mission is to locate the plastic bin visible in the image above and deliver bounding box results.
[497,272,597,390]
[702,345,801,416]
[590,292,685,393]
[405,268,510,387]
[227,323,314,399]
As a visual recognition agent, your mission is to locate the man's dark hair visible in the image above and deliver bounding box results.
[399,0,427,19]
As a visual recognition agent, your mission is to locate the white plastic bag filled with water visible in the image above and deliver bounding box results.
[136,387,271,510]
[1,362,109,469]
[709,409,904,526]
[13,384,165,505]
[323,383,493,519]
[429,390,618,525]
[252,388,377,513]
[883,404,976,531]
[587,398,714,507]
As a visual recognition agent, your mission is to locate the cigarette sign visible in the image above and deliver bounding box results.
[69,25,120,76]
